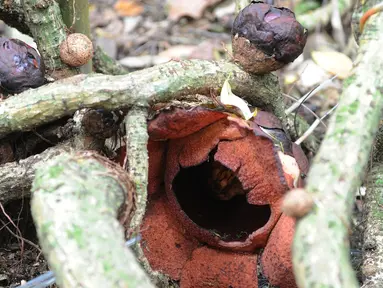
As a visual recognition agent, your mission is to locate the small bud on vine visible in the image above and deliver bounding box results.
[0,37,45,94]
[60,33,93,67]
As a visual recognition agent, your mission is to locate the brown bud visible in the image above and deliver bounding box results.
[0,37,45,94]
[82,109,119,139]
[60,33,93,67]
[232,1,307,74]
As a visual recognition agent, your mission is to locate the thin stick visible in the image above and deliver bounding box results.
[282,93,327,128]
[0,218,40,252]
[285,75,338,115]
[0,202,24,255]
[295,103,338,145]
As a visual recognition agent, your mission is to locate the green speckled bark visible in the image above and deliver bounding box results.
[31,152,154,288]
[21,0,67,70]
[93,46,128,75]
[363,164,383,287]
[124,106,149,235]
[292,3,383,288]
[0,60,285,138]
[0,144,70,204]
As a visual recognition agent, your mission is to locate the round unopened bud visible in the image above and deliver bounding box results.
[0,37,45,94]
[232,1,307,74]
[60,33,93,67]
[282,188,314,218]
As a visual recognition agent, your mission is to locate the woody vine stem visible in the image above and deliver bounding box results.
[293,0,383,287]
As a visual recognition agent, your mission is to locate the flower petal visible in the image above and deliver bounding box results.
[148,107,227,140]
[181,246,258,288]
[214,135,288,204]
[261,214,297,288]
[141,193,199,279]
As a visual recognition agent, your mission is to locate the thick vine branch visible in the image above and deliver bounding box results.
[22,0,68,70]
[31,151,154,288]
[0,143,70,204]
[0,60,284,138]
[93,46,128,75]
[124,106,149,236]
[292,3,383,288]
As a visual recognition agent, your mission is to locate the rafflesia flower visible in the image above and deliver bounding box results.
[0,37,45,94]
[232,1,308,74]
[132,107,309,287]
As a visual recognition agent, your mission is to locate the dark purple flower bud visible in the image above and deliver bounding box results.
[0,37,45,94]
[232,1,307,74]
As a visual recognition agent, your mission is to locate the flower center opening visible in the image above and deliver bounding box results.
[172,151,271,242]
